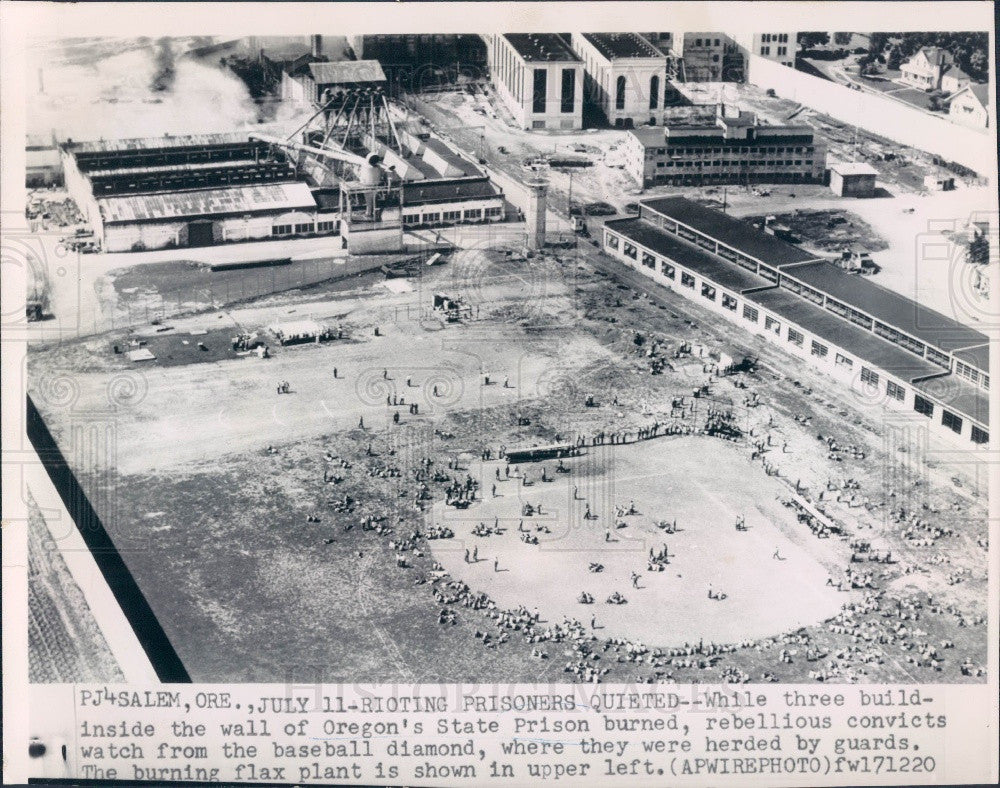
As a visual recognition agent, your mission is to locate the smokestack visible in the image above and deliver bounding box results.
[37,68,44,94]
[311,35,323,58]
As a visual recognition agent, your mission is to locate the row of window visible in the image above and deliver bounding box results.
[652,146,813,156]
[760,45,789,56]
[655,159,813,168]
[608,228,989,446]
[761,33,789,43]
[955,359,989,390]
[273,219,340,237]
[401,206,503,225]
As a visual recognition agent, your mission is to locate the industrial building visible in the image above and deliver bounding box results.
[62,57,505,253]
[603,197,989,447]
[60,132,337,252]
[570,33,670,128]
[828,161,878,197]
[672,33,744,82]
[732,31,797,69]
[623,105,826,187]
[485,34,584,130]
[347,34,487,86]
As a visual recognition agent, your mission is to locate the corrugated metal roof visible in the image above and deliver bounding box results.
[97,183,316,223]
[781,260,989,353]
[640,197,820,267]
[402,177,501,205]
[66,132,253,154]
[309,59,386,84]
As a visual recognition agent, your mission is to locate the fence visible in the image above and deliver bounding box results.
[746,55,996,176]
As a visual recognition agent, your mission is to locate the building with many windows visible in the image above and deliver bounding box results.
[732,32,797,68]
[485,34,584,130]
[623,105,826,187]
[570,33,670,128]
[673,33,744,82]
[602,197,989,447]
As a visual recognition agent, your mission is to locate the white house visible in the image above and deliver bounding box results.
[899,46,970,92]
[947,83,990,128]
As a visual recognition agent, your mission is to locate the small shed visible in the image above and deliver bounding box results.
[829,162,878,198]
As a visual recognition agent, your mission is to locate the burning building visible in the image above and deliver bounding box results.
[62,58,505,253]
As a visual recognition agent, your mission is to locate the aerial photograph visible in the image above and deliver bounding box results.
[22,29,992,685]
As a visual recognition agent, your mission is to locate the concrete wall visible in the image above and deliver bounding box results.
[745,55,995,176]
[603,224,988,447]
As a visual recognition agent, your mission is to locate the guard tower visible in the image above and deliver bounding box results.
[524,168,548,250]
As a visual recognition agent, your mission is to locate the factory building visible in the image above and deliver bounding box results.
[570,33,670,128]
[623,105,826,187]
[485,34,584,130]
[347,35,487,89]
[281,59,388,104]
[61,132,339,252]
[602,197,989,447]
[61,127,504,253]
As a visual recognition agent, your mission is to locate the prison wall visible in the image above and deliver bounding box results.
[745,55,996,176]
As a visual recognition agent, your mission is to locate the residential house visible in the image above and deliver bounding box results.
[947,83,990,128]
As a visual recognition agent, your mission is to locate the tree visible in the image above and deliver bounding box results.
[967,233,990,267]
[887,46,902,71]
[798,32,830,49]
[833,32,852,46]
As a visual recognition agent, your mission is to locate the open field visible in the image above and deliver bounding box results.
[28,237,989,684]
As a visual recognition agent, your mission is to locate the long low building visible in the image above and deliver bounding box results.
[62,130,506,252]
[603,197,989,447]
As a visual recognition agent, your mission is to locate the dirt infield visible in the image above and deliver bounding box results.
[431,437,845,645]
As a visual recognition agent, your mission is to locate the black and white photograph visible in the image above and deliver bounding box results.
[2,2,997,785]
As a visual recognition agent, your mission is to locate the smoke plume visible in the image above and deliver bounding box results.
[150,37,176,92]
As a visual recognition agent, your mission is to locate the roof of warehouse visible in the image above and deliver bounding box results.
[581,33,665,60]
[308,59,386,84]
[911,376,989,427]
[97,182,317,223]
[503,33,580,62]
[781,260,989,356]
[639,197,820,267]
[420,137,483,177]
[744,288,946,380]
[65,132,254,154]
[85,159,274,178]
[604,217,774,293]
[402,177,501,205]
[952,343,991,372]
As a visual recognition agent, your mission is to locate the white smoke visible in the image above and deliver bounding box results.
[28,37,267,141]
